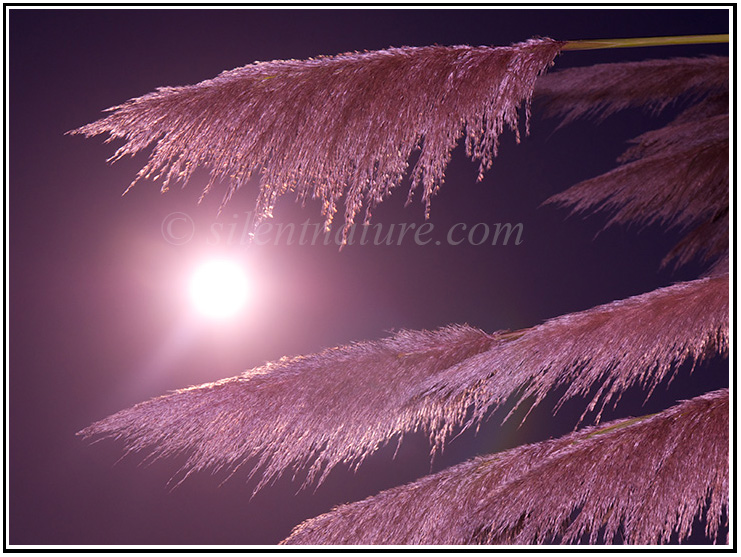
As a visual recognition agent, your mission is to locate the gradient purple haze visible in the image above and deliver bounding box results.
[8,8,729,545]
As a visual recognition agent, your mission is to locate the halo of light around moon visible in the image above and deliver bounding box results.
[189,259,249,319]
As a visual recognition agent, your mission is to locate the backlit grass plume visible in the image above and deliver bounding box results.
[283,389,728,545]
[537,57,728,271]
[534,56,728,123]
[75,41,729,544]
[546,113,728,270]
[78,274,727,493]
[71,38,563,240]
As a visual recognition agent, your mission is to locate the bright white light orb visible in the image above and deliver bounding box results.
[189,259,249,319]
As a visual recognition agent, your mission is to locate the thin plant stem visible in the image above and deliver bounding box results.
[563,34,729,51]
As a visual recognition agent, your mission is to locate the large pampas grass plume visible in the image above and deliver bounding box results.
[77,275,728,494]
[283,389,728,545]
[70,39,563,240]
[536,56,728,272]
[73,37,729,545]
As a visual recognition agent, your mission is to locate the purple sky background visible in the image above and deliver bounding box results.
[8,7,730,545]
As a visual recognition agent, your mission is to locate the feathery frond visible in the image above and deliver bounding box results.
[283,389,728,545]
[535,56,728,124]
[74,40,730,546]
[419,274,728,429]
[539,57,728,271]
[79,325,497,492]
[79,274,728,493]
[546,114,727,228]
[70,39,563,240]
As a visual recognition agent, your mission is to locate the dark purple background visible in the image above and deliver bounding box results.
[9,8,730,545]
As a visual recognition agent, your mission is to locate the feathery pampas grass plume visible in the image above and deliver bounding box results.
[545,111,727,229]
[78,274,727,493]
[420,274,728,429]
[74,44,729,545]
[282,389,728,545]
[537,57,728,271]
[545,113,728,260]
[70,39,563,241]
[534,56,728,124]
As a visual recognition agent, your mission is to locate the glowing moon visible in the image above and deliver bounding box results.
[189,259,249,319]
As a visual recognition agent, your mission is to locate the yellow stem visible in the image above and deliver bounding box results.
[563,34,729,51]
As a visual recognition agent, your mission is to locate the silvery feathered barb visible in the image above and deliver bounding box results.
[282,389,728,545]
[78,274,728,494]
[71,39,563,240]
